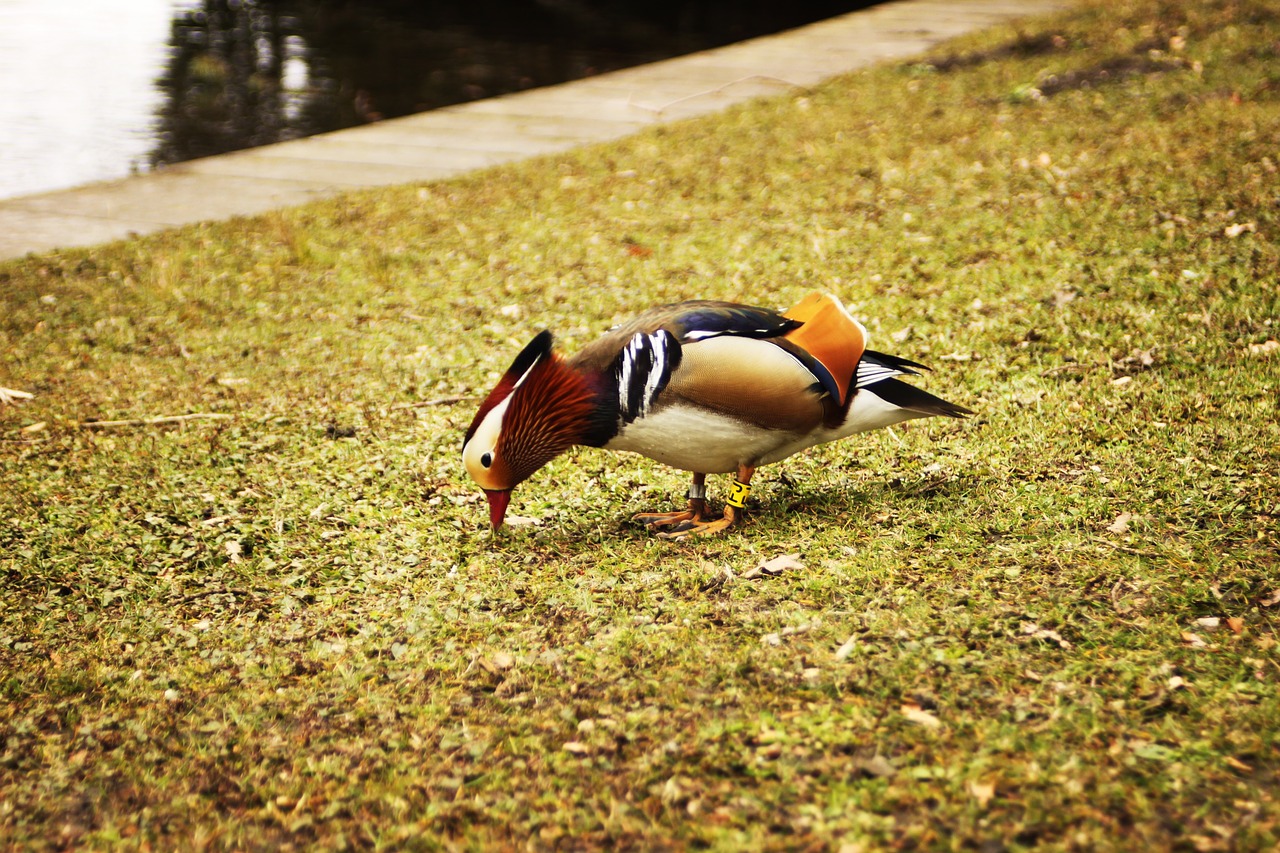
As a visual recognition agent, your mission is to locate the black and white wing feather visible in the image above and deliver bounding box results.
[854,350,928,390]
[857,350,972,419]
[614,330,682,423]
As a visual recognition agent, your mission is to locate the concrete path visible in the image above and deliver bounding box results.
[0,0,1066,260]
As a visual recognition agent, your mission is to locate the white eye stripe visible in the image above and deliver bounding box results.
[462,394,512,489]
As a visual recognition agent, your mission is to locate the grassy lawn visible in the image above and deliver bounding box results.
[3,0,1278,848]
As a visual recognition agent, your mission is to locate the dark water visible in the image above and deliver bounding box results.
[152,0,878,167]
[0,1,876,200]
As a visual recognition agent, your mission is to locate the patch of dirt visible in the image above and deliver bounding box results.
[919,26,1198,100]
[919,31,1071,72]
[1035,54,1193,98]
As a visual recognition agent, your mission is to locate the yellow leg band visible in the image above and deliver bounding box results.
[725,479,751,509]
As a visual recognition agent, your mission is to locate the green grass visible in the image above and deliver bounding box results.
[2,0,1279,848]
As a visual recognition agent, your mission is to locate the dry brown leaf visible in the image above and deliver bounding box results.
[742,553,804,580]
[1225,755,1253,772]
[762,553,804,573]
[1259,590,1280,607]
[0,387,34,405]
[1107,512,1133,534]
[1022,622,1072,649]
[834,635,858,661]
[503,514,541,527]
[901,703,942,729]
[1181,631,1207,648]
[1226,617,1244,634]
[659,776,687,805]
[855,754,897,778]
[967,779,996,807]
[1113,348,1157,378]
[562,741,590,755]
[1247,339,1279,356]
[700,564,736,592]
[761,620,818,646]
[1195,616,1221,631]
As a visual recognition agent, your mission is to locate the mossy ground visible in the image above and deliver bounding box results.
[2,0,1278,848]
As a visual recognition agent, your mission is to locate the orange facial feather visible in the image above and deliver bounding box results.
[496,354,598,486]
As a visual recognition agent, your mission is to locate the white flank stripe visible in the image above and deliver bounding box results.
[618,336,636,411]
[642,333,666,416]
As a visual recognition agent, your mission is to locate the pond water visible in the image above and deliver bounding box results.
[0,0,874,201]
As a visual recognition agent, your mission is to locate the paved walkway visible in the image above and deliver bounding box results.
[0,0,1066,260]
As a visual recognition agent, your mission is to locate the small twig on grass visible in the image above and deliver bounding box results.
[176,587,247,605]
[1089,536,1163,559]
[80,413,235,428]
[1041,363,1094,377]
[386,395,465,411]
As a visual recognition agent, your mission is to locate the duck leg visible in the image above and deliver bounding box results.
[633,473,709,530]
[657,466,756,540]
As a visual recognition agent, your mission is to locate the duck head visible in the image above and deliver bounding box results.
[462,330,598,530]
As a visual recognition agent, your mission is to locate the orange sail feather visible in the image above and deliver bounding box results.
[782,292,867,406]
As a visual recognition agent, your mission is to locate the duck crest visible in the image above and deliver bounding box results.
[463,330,554,448]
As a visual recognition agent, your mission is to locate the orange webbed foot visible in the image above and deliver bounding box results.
[655,506,744,540]
[645,471,754,540]
[632,498,709,531]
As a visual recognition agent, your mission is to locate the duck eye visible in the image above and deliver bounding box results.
[480,452,493,468]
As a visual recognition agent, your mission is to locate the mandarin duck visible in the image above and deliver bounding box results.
[463,292,972,538]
